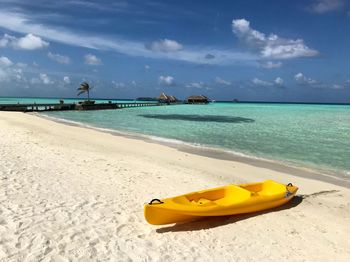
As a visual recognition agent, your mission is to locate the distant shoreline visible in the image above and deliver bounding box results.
[1,96,349,105]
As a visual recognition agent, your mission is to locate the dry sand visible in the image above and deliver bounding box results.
[0,112,349,261]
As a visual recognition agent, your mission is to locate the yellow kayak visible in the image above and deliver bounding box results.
[144,180,298,225]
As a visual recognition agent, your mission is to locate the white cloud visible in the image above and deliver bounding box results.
[63,76,70,84]
[260,61,282,69]
[48,52,70,64]
[294,72,317,85]
[39,73,53,84]
[215,77,231,86]
[0,34,17,48]
[17,34,49,50]
[331,84,344,89]
[0,56,13,67]
[16,62,27,68]
[146,39,183,52]
[0,11,256,65]
[0,57,28,83]
[14,68,25,82]
[112,81,126,89]
[14,69,24,82]
[274,77,284,86]
[65,0,129,12]
[308,0,344,13]
[252,78,273,87]
[144,65,150,70]
[0,33,49,50]
[84,54,102,65]
[232,19,318,59]
[0,68,8,82]
[186,82,205,88]
[0,65,25,83]
[159,75,175,86]
[251,77,284,87]
[0,34,10,47]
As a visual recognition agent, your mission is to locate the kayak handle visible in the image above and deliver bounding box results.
[285,183,294,198]
[149,199,164,205]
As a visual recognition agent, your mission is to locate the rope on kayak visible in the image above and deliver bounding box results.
[149,199,164,205]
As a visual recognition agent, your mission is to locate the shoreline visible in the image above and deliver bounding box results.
[39,112,350,188]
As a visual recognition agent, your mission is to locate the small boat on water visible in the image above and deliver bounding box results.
[144,180,298,225]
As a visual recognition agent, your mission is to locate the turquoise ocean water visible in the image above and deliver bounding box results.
[1,97,349,176]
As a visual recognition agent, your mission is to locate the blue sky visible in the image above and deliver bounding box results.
[0,0,349,102]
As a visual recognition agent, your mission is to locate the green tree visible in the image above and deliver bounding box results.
[77,82,93,100]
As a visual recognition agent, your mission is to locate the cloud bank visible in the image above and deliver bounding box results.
[48,52,70,64]
[0,11,255,65]
[232,19,318,59]
[185,82,206,89]
[215,77,231,86]
[63,76,70,84]
[260,61,282,69]
[294,72,317,85]
[307,0,345,14]
[0,56,13,67]
[84,54,102,65]
[159,75,175,86]
[252,77,284,87]
[0,33,49,50]
[145,39,183,52]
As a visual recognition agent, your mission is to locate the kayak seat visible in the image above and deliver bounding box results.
[214,185,251,206]
[172,185,250,207]
[258,180,286,196]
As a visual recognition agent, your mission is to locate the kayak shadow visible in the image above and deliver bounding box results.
[156,195,303,233]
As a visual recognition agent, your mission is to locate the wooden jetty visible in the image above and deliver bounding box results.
[0,101,163,112]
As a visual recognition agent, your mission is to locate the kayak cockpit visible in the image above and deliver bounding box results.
[171,185,251,207]
[170,181,287,208]
[240,180,287,196]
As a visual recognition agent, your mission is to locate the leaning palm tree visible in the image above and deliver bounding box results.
[77,82,93,101]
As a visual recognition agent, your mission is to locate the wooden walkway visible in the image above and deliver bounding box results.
[0,102,163,112]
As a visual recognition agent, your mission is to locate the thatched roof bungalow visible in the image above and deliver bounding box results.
[186,95,209,104]
[157,92,178,104]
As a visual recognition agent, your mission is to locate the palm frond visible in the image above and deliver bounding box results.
[77,81,91,98]
[77,90,86,96]
[80,82,89,88]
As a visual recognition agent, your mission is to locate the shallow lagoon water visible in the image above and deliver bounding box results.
[40,102,350,176]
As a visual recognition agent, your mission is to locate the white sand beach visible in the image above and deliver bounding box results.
[0,111,350,261]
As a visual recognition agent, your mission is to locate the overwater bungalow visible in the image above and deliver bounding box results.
[157,92,178,104]
[186,95,209,104]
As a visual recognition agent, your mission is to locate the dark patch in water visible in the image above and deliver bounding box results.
[138,114,254,123]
